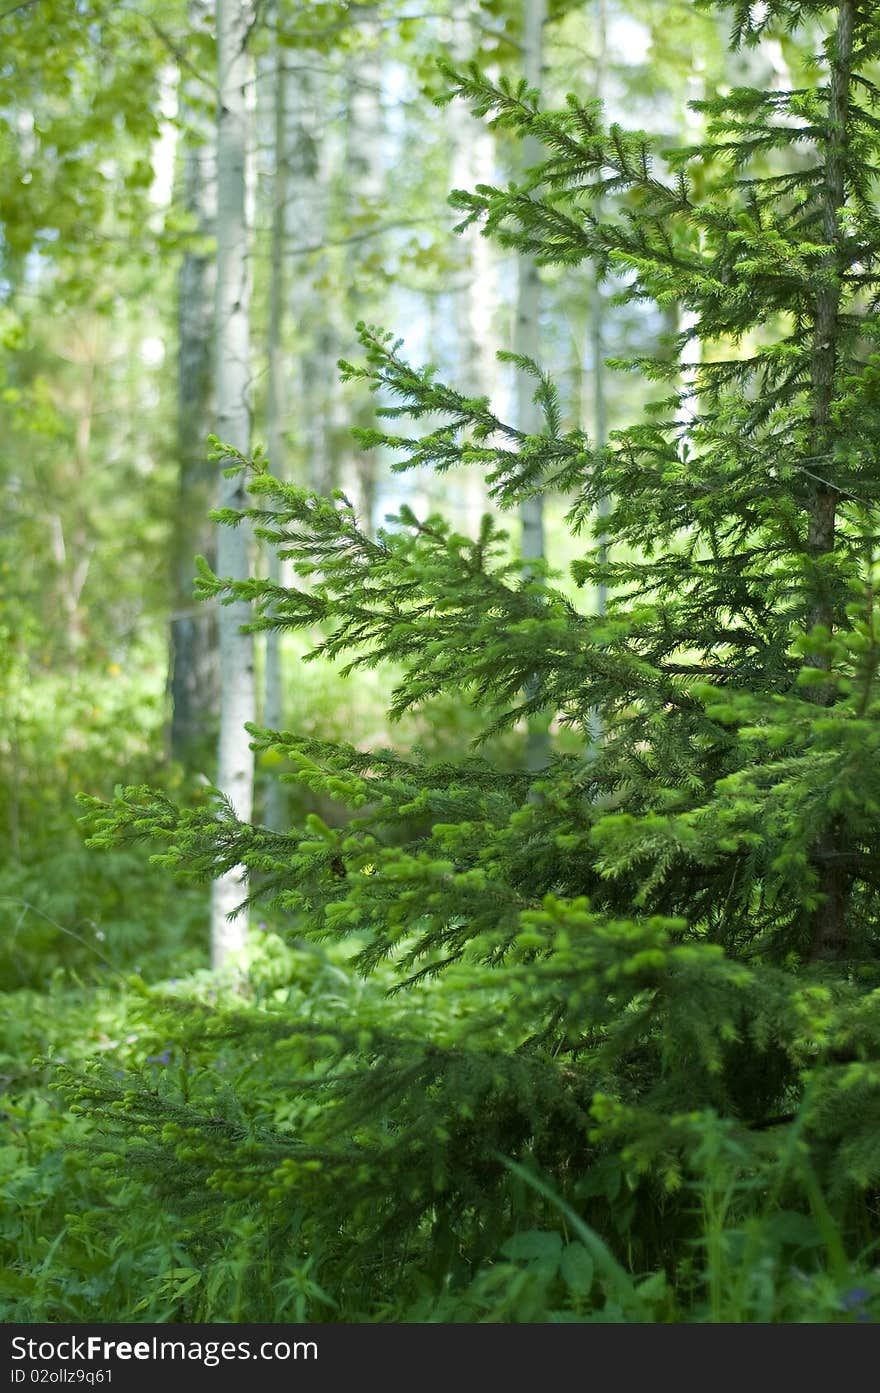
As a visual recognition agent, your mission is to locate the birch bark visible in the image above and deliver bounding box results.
[516,0,549,774]
[212,0,255,967]
[263,36,289,834]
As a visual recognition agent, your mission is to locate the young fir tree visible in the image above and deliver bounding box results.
[79,0,880,1316]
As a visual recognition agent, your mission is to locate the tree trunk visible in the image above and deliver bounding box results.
[262,36,289,835]
[807,0,855,961]
[449,3,496,535]
[212,0,256,968]
[339,15,385,531]
[170,0,219,769]
[286,64,323,493]
[263,37,325,830]
[517,0,549,774]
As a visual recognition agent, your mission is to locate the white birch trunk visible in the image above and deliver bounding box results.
[450,4,497,534]
[517,0,549,773]
[263,34,289,834]
[677,62,706,447]
[212,0,255,967]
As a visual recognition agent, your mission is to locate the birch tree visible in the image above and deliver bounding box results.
[170,0,219,768]
[262,40,288,835]
[449,3,498,533]
[339,17,386,532]
[212,0,256,966]
[516,0,549,773]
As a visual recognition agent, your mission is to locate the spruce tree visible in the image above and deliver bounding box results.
[80,0,880,1316]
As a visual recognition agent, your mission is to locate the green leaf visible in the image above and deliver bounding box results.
[500,1229,564,1263]
[560,1241,595,1292]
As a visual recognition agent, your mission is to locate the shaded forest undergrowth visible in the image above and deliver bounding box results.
[4,891,880,1322]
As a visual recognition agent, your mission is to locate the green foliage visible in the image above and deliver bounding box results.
[0,938,374,1321]
[6,931,880,1321]
[0,0,173,290]
[15,0,880,1322]
[0,621,208,989]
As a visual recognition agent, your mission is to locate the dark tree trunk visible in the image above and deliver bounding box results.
[169,0,219,769]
